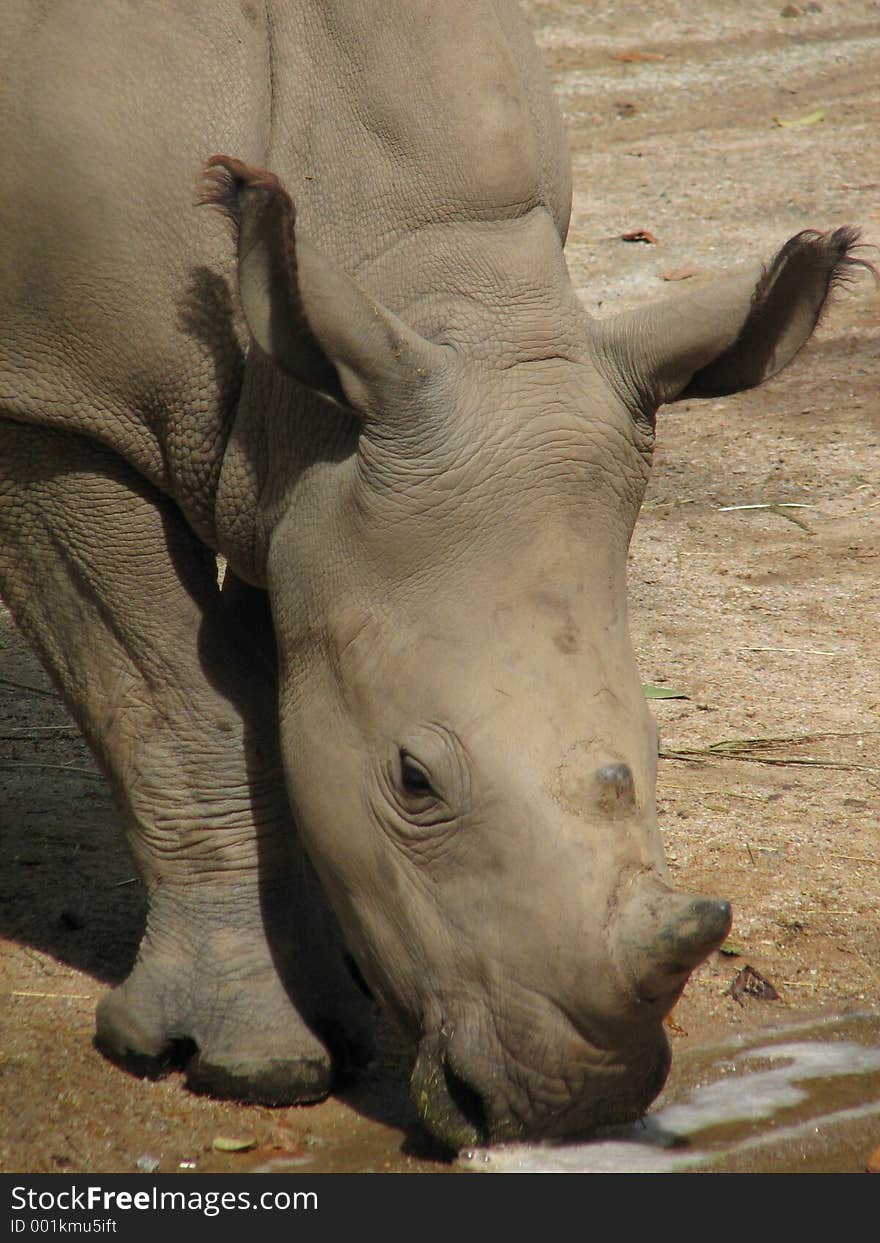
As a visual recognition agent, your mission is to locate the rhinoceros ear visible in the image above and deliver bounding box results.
[598,229,873,411]
[199,155,443,417]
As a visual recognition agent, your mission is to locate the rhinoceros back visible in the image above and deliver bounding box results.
[0,0,570,536]
[0,0,270,525]
[264,1,572,266]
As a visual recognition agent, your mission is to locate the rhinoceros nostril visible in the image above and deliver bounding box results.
[595,762,637,814]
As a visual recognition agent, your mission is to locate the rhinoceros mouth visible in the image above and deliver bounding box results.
[406,880,730,1151]
[411,1038,488,1151]
[410,1013,671,1152]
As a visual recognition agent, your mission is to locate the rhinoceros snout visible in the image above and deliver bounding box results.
[411,1009,673,1151]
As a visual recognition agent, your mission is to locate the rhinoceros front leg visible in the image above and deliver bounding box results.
[0,422,372,1104]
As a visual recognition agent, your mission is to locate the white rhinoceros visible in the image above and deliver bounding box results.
[0,1,868,1147]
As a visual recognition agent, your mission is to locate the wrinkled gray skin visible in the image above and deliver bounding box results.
[0,1,866,1147]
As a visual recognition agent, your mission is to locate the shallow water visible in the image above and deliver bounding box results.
[251,1012,880,1174]
[460,1012,880,1174]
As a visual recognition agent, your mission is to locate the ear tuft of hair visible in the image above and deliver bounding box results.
[754,226,877,320]
[196,155,296,241]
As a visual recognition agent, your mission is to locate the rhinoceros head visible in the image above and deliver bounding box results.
[203,156,864,1147]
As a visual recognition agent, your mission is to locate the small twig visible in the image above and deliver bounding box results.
[771,506,814,532]
[9,991,93,1001]
[21,948,53,975]
[692,729,877,747]
[0,760,100,778]
[717,501,815,532]
[827,853,879,866]
[661,748,878,773]
[114,877,138,887]
[0,675,56,699]
[741,647,835,657]
[718,503,814,512]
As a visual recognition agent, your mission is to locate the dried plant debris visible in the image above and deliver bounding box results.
[660,730,879,774]
[725,964,781,1006]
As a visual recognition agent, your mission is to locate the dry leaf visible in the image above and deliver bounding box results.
[621,229,658,244]
[725,964,781,1005]
[212,1135,256,1153]
[642,683,688,699]
[772,108,825,128]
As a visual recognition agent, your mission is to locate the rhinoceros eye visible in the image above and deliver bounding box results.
[399,750,437,800]
[384,728,470,830]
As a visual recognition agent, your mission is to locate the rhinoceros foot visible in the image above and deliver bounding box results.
[95,962,334,1105]
[94,899,375,1105]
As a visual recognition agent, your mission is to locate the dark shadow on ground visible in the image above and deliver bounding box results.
[0,624,144,985]
[0,614,443,1154]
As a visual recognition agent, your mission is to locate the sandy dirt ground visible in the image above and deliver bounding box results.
[1,0,878,1174]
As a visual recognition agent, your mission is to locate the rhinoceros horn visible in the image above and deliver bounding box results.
[617,875,732,1003]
